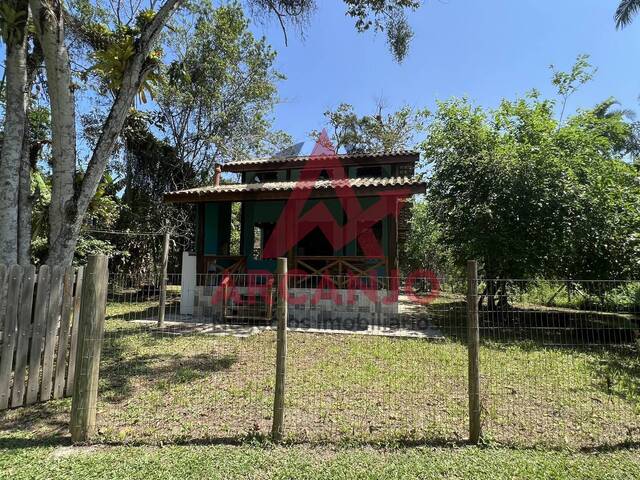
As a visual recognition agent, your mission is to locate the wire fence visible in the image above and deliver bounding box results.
[480,279,640,447]
[96,270,640,448]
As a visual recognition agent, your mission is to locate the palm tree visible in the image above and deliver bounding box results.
[593,97,636,120]
[616,0,640,28]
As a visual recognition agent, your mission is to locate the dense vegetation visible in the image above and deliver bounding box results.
[402,58,640,300]
[0,0,423,267]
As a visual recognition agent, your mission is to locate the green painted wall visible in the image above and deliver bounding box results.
[290,164,392,180]
[201,195,391,274]
[245,170,287,182]
[203,202,232,255]
[243,197,389,259]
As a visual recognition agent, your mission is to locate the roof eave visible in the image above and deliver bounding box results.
[164,182,426,204]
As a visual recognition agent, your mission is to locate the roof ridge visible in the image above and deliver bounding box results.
[225,150,419,166]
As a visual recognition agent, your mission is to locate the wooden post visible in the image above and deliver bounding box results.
[66,267,85,397]
[70,255,109,443]
[158,231,170,328]
[271,257,288,442]
[467,260,481,444]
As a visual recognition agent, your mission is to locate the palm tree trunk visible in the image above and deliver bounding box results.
[0,0,29,265]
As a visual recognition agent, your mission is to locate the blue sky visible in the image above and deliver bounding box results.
[252,0,640,145]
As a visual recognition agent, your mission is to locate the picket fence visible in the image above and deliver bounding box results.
[0,264,84,410]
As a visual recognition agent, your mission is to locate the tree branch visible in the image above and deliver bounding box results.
[76,0,183,221]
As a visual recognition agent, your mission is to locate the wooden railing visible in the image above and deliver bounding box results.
[295,256,386,277]
[202,255,246,274]
[293,256,388,288]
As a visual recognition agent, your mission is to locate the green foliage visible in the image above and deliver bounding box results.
[158,2,288,170]
[0,2,27,46]
[401,200,454,275]
[550,54,597,124]
[247,0,421,62]
[315,102,428,153]
[30,170,121,265]
[343,0,420,61]
[551,54,596,100]
[615,0,640,28]
[84,9,163,103]
[421,88,640,281]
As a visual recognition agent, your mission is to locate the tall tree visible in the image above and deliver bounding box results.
[157,3,288,175]
[0,0,29,264]
[421,90,640,287]
[315,100,428,152]
[0,0,423,266]
[26,0,182,265]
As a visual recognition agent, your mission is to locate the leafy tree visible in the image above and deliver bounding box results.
[421,90,640,303]
[314,100,428,152]
[30,170,121,265]
[550,54,596,124]
[158,3,289,174]
[0,0,424,266]
[401,200,452,275]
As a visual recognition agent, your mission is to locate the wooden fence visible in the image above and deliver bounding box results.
[0,263,85,410]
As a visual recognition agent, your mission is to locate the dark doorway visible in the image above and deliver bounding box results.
[296,226,334,256]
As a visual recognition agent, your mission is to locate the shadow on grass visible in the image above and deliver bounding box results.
[2,430,639,454]
[0,401,70,434]
[418,299,640,408]
[99,335,237,403]
[422,300,638,346]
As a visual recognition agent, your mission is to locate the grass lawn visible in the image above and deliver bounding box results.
[1,443,640,480]
[1,297,638,478]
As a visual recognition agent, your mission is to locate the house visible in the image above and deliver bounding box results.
[164,149,426,324]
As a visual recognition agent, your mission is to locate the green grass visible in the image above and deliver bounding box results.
[1,320,638,448]
[0,298,639,477]
[1,443,639,480]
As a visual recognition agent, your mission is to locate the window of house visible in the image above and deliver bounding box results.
[252,171,278,183]
[355,166,383,178]
[253,222,275,259]
[296,225,334,256]
[318,169,331,180]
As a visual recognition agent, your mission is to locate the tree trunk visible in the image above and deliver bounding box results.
[0,0,29,265]
[29,0,182,266]
[30,0,78,266]
[17,123,33,266]
[17,41,44,266]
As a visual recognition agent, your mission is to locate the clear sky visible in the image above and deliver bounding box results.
[251,0,640,144]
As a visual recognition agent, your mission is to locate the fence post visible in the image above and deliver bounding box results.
[70,255,109,443]
[467,260,481,444]
[272,257,288,442]
[158,231,170,328]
